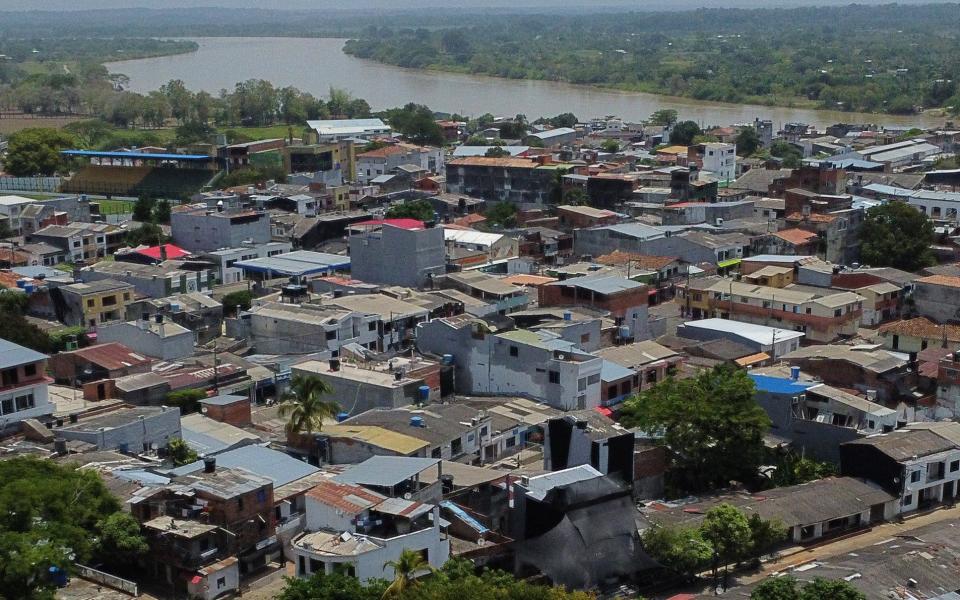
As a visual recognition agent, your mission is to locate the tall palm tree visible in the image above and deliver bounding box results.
[382,549,433,599]
[278,374,340,436]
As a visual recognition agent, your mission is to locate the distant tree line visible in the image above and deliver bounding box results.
[344,4,960,115]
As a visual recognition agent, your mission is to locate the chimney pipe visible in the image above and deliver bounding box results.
[203,456,216,473]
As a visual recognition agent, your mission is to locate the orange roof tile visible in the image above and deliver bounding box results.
[878,317,960,342]
[448,157,539,168]
[595,250,678,271]
[785,212,837,223]
[915,275,960,289]
[772,228,819,245]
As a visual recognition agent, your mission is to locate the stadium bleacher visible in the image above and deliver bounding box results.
[60,150,219,199]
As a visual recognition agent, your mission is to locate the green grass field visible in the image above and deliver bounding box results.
[96,199,135,214]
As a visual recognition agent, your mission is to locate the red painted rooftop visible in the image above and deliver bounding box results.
[351,218,425,230]
[135,244,191,261]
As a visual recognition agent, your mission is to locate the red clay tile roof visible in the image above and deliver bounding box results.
[0,248,30,265]
[915,275,960,289]
[772,228,819,245]
[878,317,960,342]
[0,270,38,289]
[454,213,487,227]
[306,480,386,514]
[595,250,678,271]
[448,157,539,168]
[785,212,837,223]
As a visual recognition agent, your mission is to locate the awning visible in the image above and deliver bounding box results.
[595,406,614,417]
[735,352,770,367]
[717,258,742,269]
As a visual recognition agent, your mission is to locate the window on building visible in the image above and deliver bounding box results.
[86,299,95,308]
[646,370,657,384]
[431,447,441,458]
[14,394,34,411]
[1,369,18,387]
[578,378,587,392]
[509,345,518,357]
[580,333,590,344]
[217,577,226,590]
[903,494,913,506]
[805,307,812,314]
[910,470,921,483]
[24,364,36,377]
[951,460,960,472]
[0,398,13,415]
[834,309,842,317]
[548,371,560,384]
[238,497,244,510]
[587,374,600,385]
[325,331,337,341]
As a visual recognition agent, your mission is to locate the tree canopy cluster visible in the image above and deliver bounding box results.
[859,201,936,272]
[344,4,960,115]
[278,557,594,600]
[621,365,770,494]
[751,576,865,600]
[0,457,147,599]
[643,503,786,583]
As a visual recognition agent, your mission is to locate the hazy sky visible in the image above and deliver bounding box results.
[1,0,955,9]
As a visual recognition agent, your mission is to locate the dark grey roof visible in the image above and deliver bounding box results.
[0,337,47,370]
[720,516,960,599]
[842,429,956,461]
[333,456,440,488]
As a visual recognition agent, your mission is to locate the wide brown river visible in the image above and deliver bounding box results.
[106,37,946,129]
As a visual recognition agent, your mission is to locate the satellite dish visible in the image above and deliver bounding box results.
[403,492,413,500]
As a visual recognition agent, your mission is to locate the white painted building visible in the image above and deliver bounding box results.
[0,338,52,429]
[306,119,392,143]
[293,470,449,585]
[908,190,960,223]
[203,242,292,285]
[698,142,737,182]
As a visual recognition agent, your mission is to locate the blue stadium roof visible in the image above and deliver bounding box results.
[750,374,814,395]
[61,150,212,161]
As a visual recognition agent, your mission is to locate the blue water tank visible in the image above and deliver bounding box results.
[418,385,430,401]
[790,366,801,380]
[23,283,34,293]
[442,354,455,365]
[563,311,573,321]
[48,566,67,588]
[336,412,349,422]
[410,415,425,428]
[15,278,26,289]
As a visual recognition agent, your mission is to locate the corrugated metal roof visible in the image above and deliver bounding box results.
[170,445,318,488]
[333,456,440,488]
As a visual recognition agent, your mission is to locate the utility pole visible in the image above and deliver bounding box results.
[212,341,219,395]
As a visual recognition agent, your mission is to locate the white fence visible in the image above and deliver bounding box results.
[75,564,139,596]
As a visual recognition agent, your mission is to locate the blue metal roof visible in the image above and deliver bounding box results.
[61,150,212,161]
[750,374,813,395]
[601,360,636,382]
[0,337,47,370]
